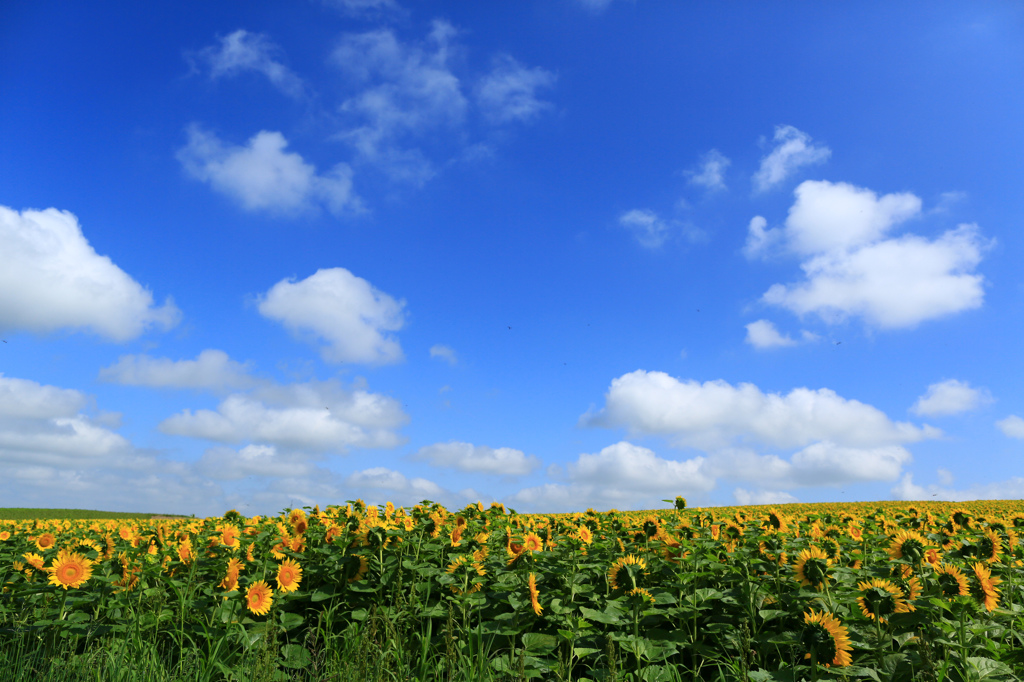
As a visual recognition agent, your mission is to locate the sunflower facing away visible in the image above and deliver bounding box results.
[276,558,303,593]
[888,530,927,564]
[971,561,1002,611]
[935,563,970,600]
[46,550,93,590]
[802,609,853,668]
[245,580,274,616]
[528,572,542,616]
[794,546,832,591]
[608,554,647,592]
[856,579,912,622]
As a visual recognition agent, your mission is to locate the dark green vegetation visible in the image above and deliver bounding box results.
[1,500,1023,680]
[0,508,186,521]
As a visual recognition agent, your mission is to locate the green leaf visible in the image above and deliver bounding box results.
[310,589,334,602]
[279,611,303,631]
[966,657,1015,680]
[573,647,601,658]
[522,632,558,655]
[579,606,621,625]
[279,644,311,670]
[350,608,368,622]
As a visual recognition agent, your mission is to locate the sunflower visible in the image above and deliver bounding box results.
[523,532,544,553]
[450,525,465,547]
[978,529,1001,563]
[608,554,646,592]
[888,530,927,564]
[847,524,863,542]
[23,553,45,570]
[971,561,1002,612]
[45,551,93,590]
[577,525,593,545]
[218,525,240,551]
[856,579,911,622]
[346,554,369,583]
[276,558,303,593]
[793,546,832,591]
[802,609,852,667]
[528,573,542,616]
[626,587,656,606]
[35,533,56,552]
[935,563,970,600]
[0,530,10,541]
[219,557,244,591]
[245,580,274,616]
[950,508,973,529]
[766,509,787,533]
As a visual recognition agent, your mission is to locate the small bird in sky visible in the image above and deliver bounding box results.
[507,326,511,330]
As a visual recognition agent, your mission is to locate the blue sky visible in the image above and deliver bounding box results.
[2,1,1023,516]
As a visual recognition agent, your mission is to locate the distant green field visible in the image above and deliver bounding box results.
[0,508,188,520]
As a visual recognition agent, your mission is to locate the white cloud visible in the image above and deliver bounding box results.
[196,444,315,480]
[345,467,461,507]
[507,441,713,512]
[194,29,304,98]
[429,344,457,365]
[581,370,939,451]
[0,206,180,341]
[258,268,405,365]
[733,488,799,505]
[892,472,1024,502]
[619,209,670,249]
[99,349,256,391]
[752,125,831,192]
[413,441,541,476]
[687,149,730,191]
[177,126,361,215]
[764,223,988,329]
[332,21,467,183]
[159,378,408,452]
[745,319,797,349]
[782,180,922,255]
[0,374,87,419]
[476,55,556,124]
[742,215,781,259]
[757,180,989,329]
[911,379,992,416]
[996,415,1024,439]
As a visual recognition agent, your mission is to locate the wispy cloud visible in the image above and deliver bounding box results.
[476,55,556,124]
[752,125,831,193]
[192,29,305,98]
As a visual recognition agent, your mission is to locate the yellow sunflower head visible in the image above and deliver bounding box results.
[793,546,832,591]
[935,563,970,600]
[45,550,93,590]
[35,533,56,552]
[856,579,911,622]
[801,609,853,668]
[608,554,647,592]
[275,558,303,593]
[528,572,542,616]
[245,580,274,616]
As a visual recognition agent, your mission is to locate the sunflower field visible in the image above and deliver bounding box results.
[2,499,1024,681]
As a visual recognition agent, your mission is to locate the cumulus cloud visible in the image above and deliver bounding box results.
[193,29,304,98]
[745,320,798,349]
[687,149,730,191]
[99,349,256,391]
[159,378,408,452]
[0,206,180,341]
[892,472,1024,502]
[782,180,922,256]
[257,267,405,365]
[996,415,1024,439]
[742,216,781,259]
[752,125,831,192]
[581,370,939,451]
[476,55,556,124]
[757,181,989,329]
[196,444,315,480]
[0,374,223,514]
[413,441,541,476]
[911,379,993,417]
[344,467,462,507]
[177,126,361,215]
[429,345,457,365]
[507,441,713,512]
[619,209,670,249]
